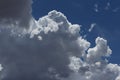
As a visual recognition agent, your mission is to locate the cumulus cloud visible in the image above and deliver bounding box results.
[86,37,112,63]
[0,0,32,28]
[0,10,119,80]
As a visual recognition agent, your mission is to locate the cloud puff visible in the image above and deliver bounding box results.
[0,0,32,28]
[86,37,112,63]
[0,10,119,80]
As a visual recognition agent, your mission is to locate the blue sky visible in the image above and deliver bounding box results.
[32,0,120,64]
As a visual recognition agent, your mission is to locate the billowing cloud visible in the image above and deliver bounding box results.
[0,0,32,28]
[0,10,119,80]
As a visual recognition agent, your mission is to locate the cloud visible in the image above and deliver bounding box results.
[113,8,120,12]
[105,2,111,10]
[88,23,96,32]
[94,4,99,12]
[0,10,119,80]
[0,10,82,80]
[86,37,112,63]
[0,0,32,28]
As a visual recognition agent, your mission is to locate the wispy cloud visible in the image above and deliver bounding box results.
[88,23,96,32]
[94,4,99,12]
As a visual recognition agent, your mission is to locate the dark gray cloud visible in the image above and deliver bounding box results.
[0,33,70,80]
[0,0,32,28]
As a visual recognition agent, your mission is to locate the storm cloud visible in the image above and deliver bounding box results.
[0,0,32,28]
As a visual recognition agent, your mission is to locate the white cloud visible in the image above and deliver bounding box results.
[69,56,82,72]
[86,37,112,63]
[0,10,119,80]
[116,76,120,80]
[29,10,120,80]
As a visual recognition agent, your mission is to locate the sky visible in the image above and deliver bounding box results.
[0,0,120,80]
[32,0,120,64]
